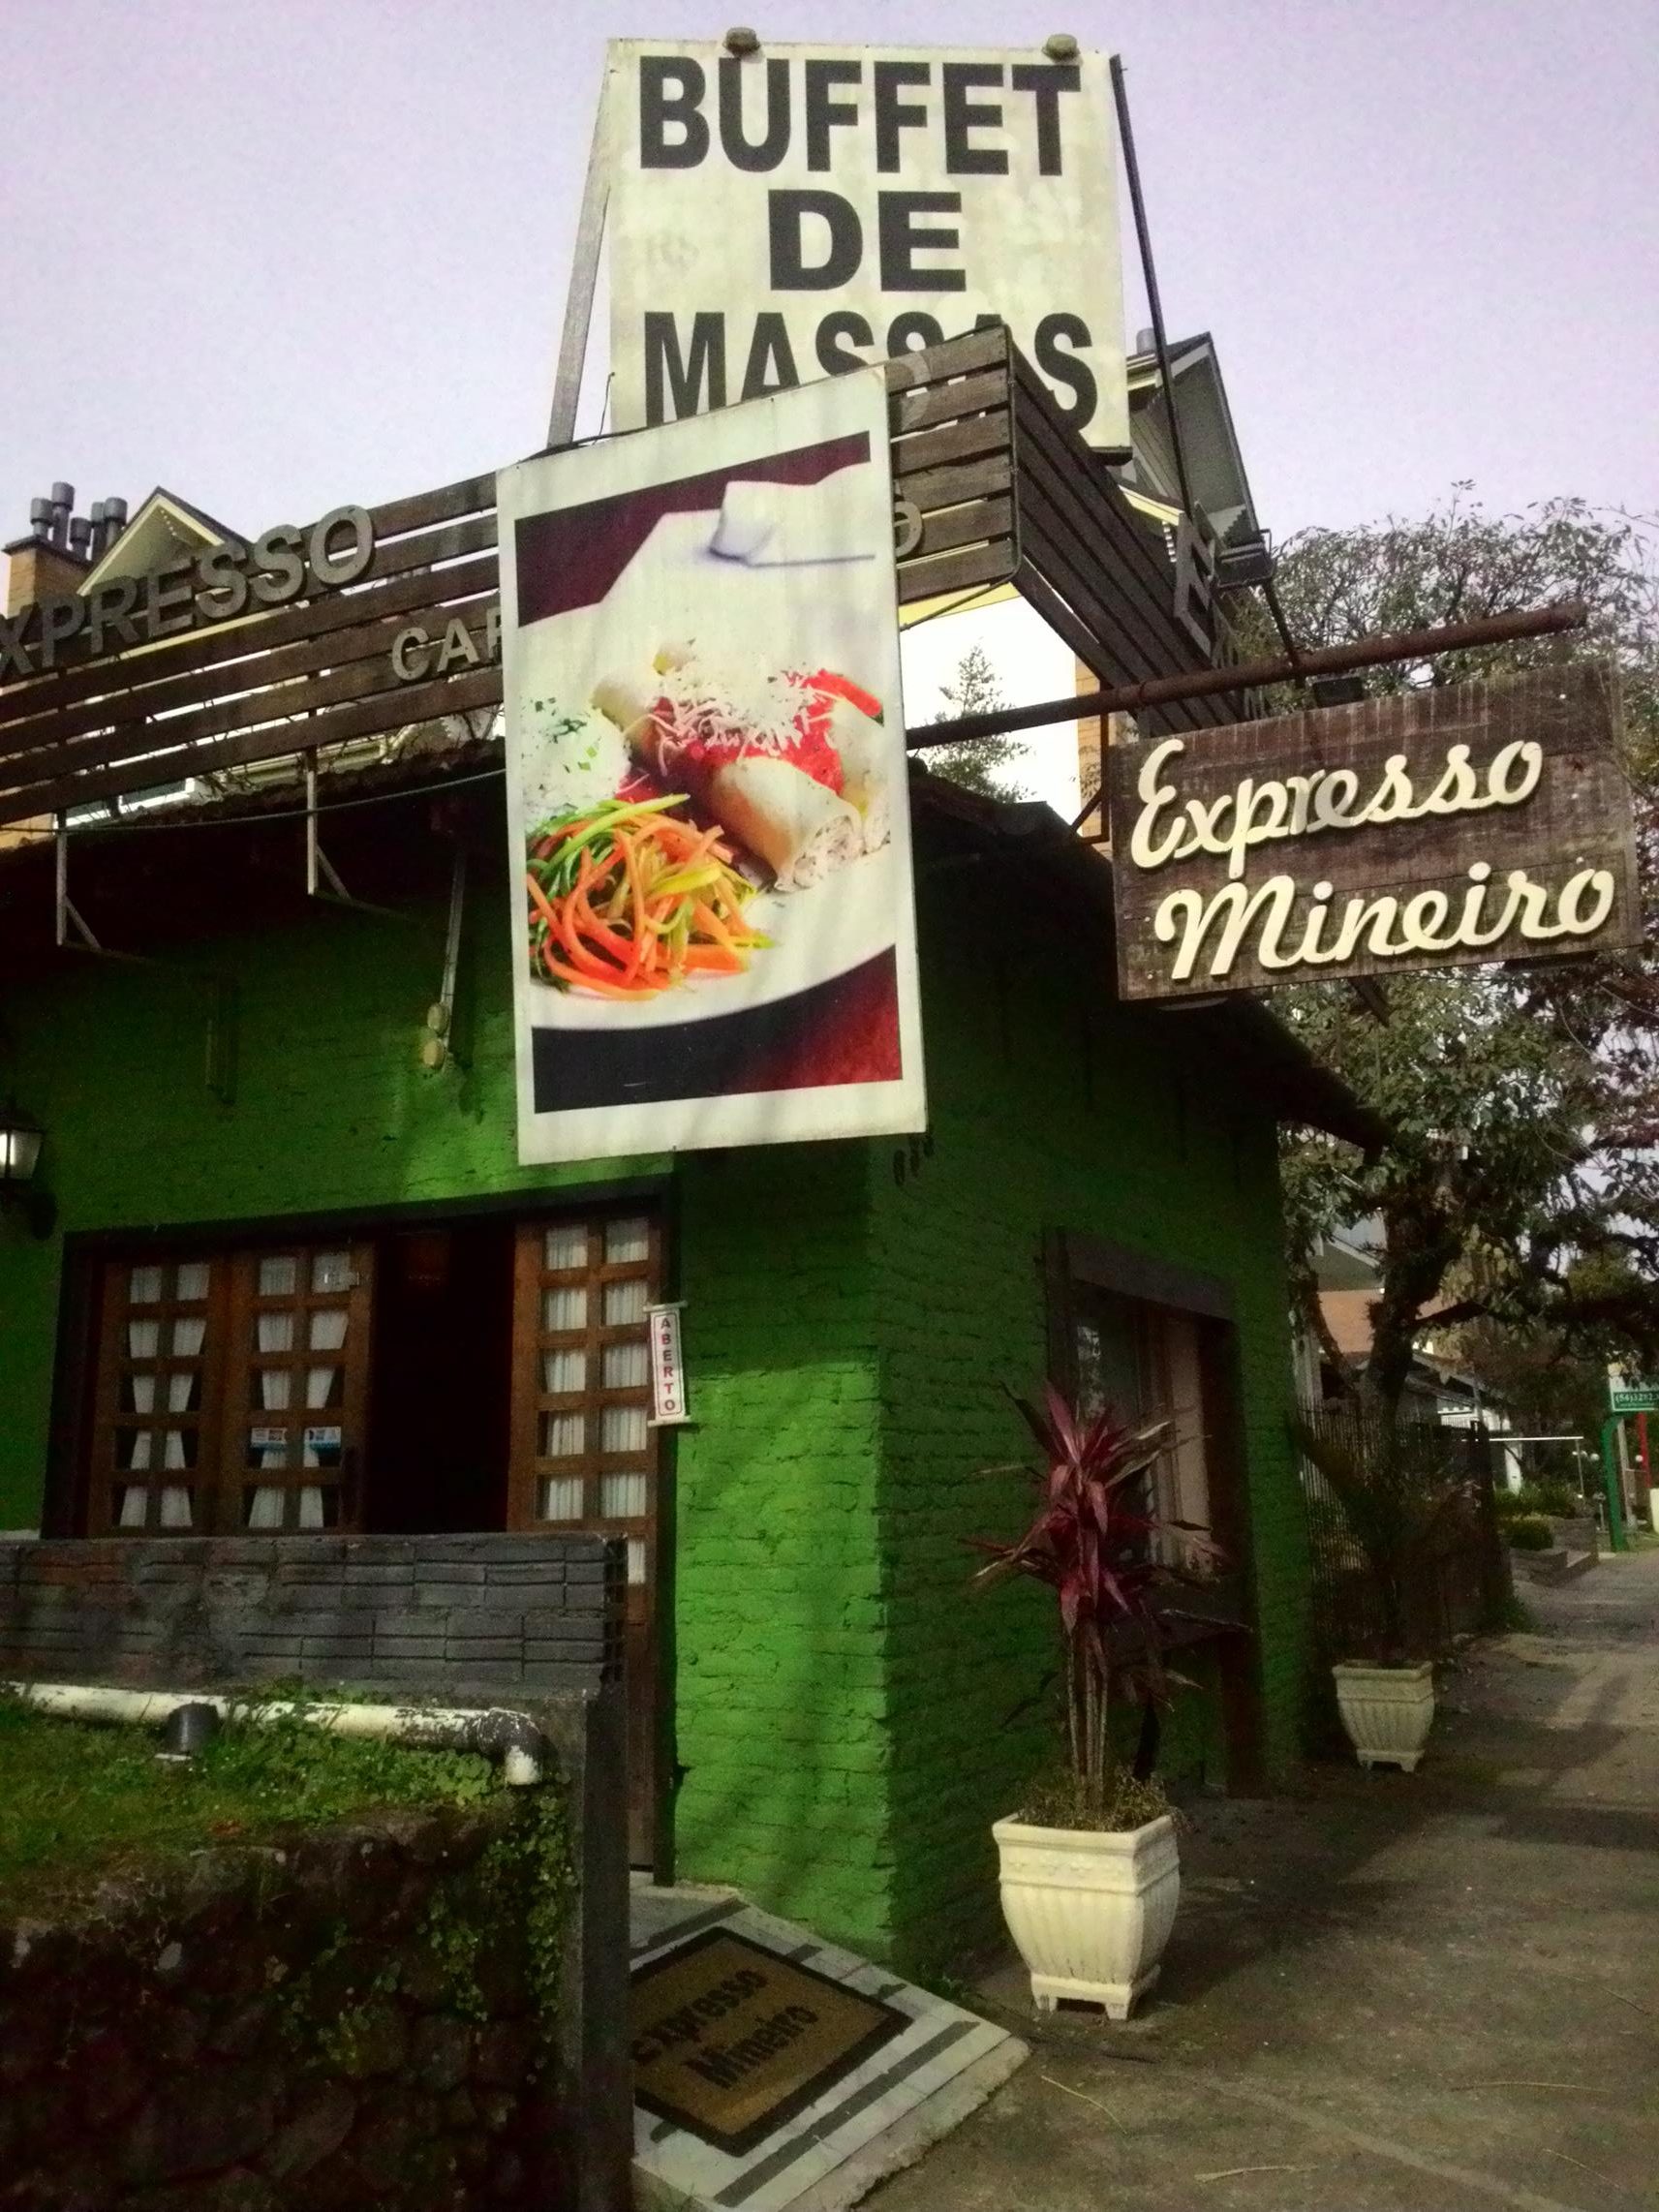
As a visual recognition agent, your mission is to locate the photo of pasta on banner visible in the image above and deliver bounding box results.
[498,368,925,1165]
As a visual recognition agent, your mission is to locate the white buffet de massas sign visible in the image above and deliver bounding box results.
[604,38,1127,450]
[1107,666,1642,1001]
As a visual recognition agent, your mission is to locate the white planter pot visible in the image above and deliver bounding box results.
[992,1812,1180,2021]
[1332,1661,1436,1771]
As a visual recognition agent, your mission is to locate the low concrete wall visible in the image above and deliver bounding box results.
[0,1532,633,2212]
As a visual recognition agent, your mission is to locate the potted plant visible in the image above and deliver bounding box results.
[970,1386,1224,2021]
[1294,1413,1470,1771]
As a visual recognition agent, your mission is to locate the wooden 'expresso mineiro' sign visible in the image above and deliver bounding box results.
[1108,664,1642,1000]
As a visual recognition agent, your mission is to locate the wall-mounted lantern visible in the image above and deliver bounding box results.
[0,1100,55,1239]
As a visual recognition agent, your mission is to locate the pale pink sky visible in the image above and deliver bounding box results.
[3,0,1655,552]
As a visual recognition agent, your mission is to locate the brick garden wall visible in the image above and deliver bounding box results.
[0,1533,624,1702]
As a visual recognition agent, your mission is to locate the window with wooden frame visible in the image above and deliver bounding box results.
[226,1242,374,1533]
[508,1212,661,1576]
[508,1209,664,1863]
[84,1241,373,1536]
[90,1255,227,1535]
[1047,1231,1223,1562]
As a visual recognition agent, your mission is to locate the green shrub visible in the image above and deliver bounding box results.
[1494,1479,1581,1522]
[1508,1514,1556,1551]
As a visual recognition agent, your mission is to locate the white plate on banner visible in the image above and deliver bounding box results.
[516,509,899,1034]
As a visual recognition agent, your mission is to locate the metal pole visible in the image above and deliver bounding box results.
[1110,54,1196,522]
[546,64,614,449]
[906,597,1587,751]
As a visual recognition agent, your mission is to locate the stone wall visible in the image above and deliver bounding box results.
[1,1798,586,2211]
[0,1533,633,2212]
[0,1534,624,1704]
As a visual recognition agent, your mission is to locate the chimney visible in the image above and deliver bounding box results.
[5,482,126,618]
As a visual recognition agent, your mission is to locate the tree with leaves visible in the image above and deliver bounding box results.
[1256,493,1659,1429]
[925,641,1029,799]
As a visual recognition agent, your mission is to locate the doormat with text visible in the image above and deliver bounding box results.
[630,1925,909,2156]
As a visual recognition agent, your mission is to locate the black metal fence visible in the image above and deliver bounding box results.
[1300,1406,1512,1662]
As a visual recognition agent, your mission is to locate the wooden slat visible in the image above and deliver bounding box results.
[353,511,497,588]
[0,513,497,695]
[881,325,1010,391]
[0,605,499,806]
[0,664,504,826]
[0,553,501,736]
[892,410,1011,481]
[910,495,1012,562]
[1012,559,1115,681]
[887,365,1009,437]
[1016,487,1184,697]
[1013,364,1198,619]
[367,471,497,541]
[0,589,498,768]
[897,538,1018,607]
[899,451,1013,518]
[1011,359,1231,705]
[1011,388,1228,735]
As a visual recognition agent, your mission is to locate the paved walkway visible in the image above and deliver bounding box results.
[876,1549,1659,2212]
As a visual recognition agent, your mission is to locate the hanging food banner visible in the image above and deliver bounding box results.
[603,38,1126,450]
[1108,664,1642,1001]
[499,364,925,1164]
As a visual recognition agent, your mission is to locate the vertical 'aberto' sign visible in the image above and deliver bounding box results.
[604,39,1126,450]
[1107,666,1642,1001]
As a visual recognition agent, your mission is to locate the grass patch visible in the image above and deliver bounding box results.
[0,1694,502,1918]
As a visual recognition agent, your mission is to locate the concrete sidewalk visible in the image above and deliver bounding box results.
[875,1549,1659,2212]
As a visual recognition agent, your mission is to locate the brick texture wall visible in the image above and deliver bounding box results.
[864,888,1305,1971]
[1,836,1315,1975]
[0,869,666,1531]
[670,879,1311,1974]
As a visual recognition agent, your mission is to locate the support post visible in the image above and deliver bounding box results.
[546,64,614,449]
[1599,1417,1628,1552]
[1109,54,1195,522]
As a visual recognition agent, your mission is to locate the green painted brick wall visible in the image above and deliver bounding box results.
[860,885,1306,1972]
[0,873,664,1529]
[0,841,1313,1975]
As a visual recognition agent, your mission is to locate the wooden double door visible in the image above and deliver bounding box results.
[74,1205,668,1860]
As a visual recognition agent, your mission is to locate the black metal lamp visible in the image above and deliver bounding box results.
[0,1100,55,1239]
[158,1702,222,1763]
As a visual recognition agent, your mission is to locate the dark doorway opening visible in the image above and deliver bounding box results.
[364,1220,515,1532]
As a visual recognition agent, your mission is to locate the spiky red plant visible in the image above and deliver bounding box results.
[970,1385,1223,1818]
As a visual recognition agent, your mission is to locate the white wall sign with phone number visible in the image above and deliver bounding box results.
[604,39,1127,450]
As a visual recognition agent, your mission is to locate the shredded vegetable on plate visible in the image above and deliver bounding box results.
[526,795,772,999]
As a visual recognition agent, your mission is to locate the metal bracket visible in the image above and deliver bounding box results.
[421,847,469,1070]
[54,814,239,1103]
[56,814,146,962]
[305,757,408,921]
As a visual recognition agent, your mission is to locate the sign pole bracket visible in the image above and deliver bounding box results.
[546,64,614,450]
[55,813,240,1100]
[304,755,409,923]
